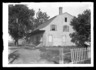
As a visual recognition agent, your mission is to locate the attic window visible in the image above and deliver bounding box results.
[65,17,67,22]
[51,25,56,31]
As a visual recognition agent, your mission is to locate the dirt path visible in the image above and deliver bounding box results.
[11,48,54,64]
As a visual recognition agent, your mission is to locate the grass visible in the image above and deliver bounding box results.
[39,46,89,64]
[9,47,43,64]
[8,45,90,64]
[39,46,73,64]
[40,47,60,64]
[76,59,91,64]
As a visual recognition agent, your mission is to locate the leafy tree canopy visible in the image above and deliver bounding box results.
[70,10,91,47]
[34,9,50,28]
[9,4,35,45]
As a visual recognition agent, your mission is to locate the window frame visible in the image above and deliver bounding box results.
[65,17,67,22]
[50,24,57,31]
[62,35,66,43]
[48,35,53,42]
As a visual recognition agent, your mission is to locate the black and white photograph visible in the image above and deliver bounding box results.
[3,2,93,67]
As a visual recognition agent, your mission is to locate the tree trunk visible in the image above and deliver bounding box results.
[14,39,18,46]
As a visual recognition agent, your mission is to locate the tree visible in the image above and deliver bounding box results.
[9,4,35,45]
[34,9,50,28]
[70,10,91,47]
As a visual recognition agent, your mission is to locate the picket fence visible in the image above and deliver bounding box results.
[59,47,89,64]
[70,48,88,64]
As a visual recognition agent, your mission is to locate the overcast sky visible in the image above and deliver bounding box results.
[8,2,93,41]
[26,2,92,18]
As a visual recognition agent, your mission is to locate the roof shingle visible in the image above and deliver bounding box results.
[35,16,57,30]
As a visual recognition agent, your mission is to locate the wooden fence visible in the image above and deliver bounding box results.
[59,47,89,64]
[70,48,88,64]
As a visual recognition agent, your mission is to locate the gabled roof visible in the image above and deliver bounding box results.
[34,12,74,31]
[34,16,57,30]
[63,12,74,17]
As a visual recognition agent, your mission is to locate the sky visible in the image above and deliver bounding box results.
[8,2,93,41]
[26,2,92,18]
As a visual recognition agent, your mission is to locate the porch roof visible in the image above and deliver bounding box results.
[27,30,45,37]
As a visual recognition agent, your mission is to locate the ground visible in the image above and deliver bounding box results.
[8,46,91,64]
[8,46,54,64]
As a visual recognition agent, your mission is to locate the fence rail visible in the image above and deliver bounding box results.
[40,47,90,64]
[58,47,89,64]
[70,48,88,63]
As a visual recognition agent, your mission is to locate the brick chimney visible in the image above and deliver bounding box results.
[59,7,63,15]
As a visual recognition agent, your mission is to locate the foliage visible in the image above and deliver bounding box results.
[70,10,91,47]
[9,4,35,45]
[25,9,50,43]
[34,9,50,28]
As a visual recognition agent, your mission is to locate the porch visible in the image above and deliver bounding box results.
[26,30,45,46]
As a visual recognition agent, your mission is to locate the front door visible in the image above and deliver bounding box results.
[53,37,62,46]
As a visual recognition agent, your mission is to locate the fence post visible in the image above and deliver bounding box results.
[70,49,74,63]
[70,47,89,64]
[59,47,64,64]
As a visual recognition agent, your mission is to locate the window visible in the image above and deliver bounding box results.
[48,35,52,42]
[50,25,56,31]
[65,17,67,22]
[63,35,66,43]
[63,25,69,32]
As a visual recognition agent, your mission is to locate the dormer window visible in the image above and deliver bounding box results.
[51,25,56,31]
[65,17,67,22]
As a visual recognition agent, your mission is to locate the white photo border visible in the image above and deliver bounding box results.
[3,2,94,67]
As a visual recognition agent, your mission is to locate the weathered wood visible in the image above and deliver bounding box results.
[59,48,64,64]
[70,48,88,63]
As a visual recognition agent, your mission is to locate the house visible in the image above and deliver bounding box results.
[28,7,75,47]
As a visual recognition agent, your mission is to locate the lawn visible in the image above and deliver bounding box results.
[8,46,54,64]
[40,47,60,64]
[39,46,90,64]
[8,45,90,64]
[39,47,73,64]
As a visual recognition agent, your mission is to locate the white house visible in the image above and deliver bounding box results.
[28,7,75,47]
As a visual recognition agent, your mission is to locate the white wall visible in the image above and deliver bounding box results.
[41,12,75,46]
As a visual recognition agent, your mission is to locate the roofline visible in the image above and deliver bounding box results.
[33,12,75,31]
[34,16,57,30]
[58,12,75,17]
